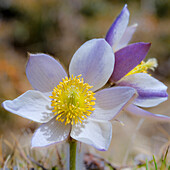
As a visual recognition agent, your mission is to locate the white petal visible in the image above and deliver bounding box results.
[71,119,112,151]
[26,53,67,92]
[43,91,52,99]
[115,23,138,51]
[69,39,115,91]
[90,87,137,120]
[2,90,53,123]
[31,118,71,148]
[125,104,170,122]
[134,97,168,108]
[117,73,168,107]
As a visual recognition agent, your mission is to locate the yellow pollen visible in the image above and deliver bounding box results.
[50,75,96,125]
[126,58,158,76]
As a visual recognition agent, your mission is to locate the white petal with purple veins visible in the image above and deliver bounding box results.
[105,4,129,50]
[2,90,54,123]
[71,119,112,151]
[90,87,137,120]
[32,118,71,148]
[69,39,115,92]
[117,73,168,107]
[26,53,67,92]
[115,23,138,51]
[125,104,170,122]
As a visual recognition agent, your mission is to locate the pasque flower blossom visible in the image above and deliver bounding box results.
[2,39,137,151]
[105,5,170,121]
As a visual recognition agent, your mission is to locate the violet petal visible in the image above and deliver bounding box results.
[69,38,115,92]
[115,23,138,51]
[125,104,170,122]
[105,4,129,49]
[26,53,67,92]
[117,73,168,107]
[90,86,137,120]
[110,42,151,83]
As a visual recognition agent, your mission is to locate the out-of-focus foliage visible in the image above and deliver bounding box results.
[0,134,169,169]
[137,147,170,170]
[0,0,170,67]
[155,0,170,18]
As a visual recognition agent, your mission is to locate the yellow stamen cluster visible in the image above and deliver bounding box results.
[50,75,96,125]
[126,58,158,76]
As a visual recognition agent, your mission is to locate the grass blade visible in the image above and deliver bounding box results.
[160,146,169,170]
[153,155,158,170]
[146,158,149,170]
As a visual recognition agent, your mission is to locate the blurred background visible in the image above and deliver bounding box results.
[0,0,170,168]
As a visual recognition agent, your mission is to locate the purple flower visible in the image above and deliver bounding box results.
[2,39,136,151]
[105,5,170,121]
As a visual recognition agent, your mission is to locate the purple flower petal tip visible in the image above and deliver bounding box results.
[109,42,151,83]
[105,4,130,48]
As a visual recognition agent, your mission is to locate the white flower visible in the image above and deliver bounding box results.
[2,39,136,151]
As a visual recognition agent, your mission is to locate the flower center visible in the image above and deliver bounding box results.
[50,75,96,125]
[126,58,157,76]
